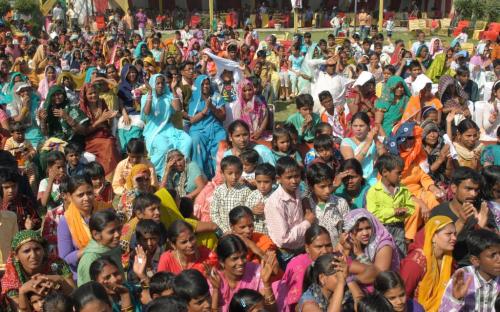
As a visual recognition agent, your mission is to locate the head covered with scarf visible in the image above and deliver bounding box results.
[343,209,400,271]
[233,78,267,135]
[385,121,427,174]
[125,163,151,191]
[1,230,71,296]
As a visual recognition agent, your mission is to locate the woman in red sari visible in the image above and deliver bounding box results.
[79,83,120,177]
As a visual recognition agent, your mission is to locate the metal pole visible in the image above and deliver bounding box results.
[294,8,298,32]
[160,0,163,13]
[378,0,383,30]
[209,0,214,31]
[353,0,357,34]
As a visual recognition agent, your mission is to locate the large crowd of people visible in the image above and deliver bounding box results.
[0,4,498,312]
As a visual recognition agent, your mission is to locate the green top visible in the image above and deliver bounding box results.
[77,239,123,286]
[286,111,321,143]
[365,180,416,224]
[374,76,411,136]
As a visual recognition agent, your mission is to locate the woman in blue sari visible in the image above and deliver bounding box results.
[141,74,192,179]
[134,42,152,59]
[188,75,227,179]
[84,67,97,83]
[0,72,27,105]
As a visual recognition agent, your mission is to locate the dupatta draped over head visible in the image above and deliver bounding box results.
[386,121,427,174]
[376,76,411,136]
[233,78,267,134]
[344,209,400,271]
[417,216,454,311]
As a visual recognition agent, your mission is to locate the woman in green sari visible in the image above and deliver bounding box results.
[0,72,27,105]
[374,76,412,137]
[426,48,456,83]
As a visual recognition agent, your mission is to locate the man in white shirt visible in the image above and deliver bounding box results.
[52,3,64,22]
[411,31,429,56]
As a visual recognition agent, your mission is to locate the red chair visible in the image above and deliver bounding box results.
[482,31,498,41]
[190,15,201,28]
[488,22,500,33]
[453,20,469,37]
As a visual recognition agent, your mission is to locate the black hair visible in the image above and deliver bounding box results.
[67,175,92,194]
[305,224,331,245]
[9,120,26,133]
[315,122,333,137]
[466,229,500,258]
[240,148,259,165]
[307,162,334,186]
[302,253,338,292]
[149,271,175,297]
[304,32,312,38]
[296,93,314,109]
[229,289,264,312]
[408,60,421,70]
[136,219,162,242]
[89,209,119,233]
[456,118,479,134]
[375,153,404,174]
[220,155,243,172]
[144,296,188,312]
[281,122,299,137]
[173,269,210,302]
[72,282,112,312]
[456,66,470,76]
[318,90,332,102]
[179,61,194,71]
[313,134,333,151]
[422,106,438,120]
[42,292,73,312]
[0,169,19,186]
[216,234,248,262]
[481,165,500,200]
[89,256,119,281]
[383,64,396,74]
[83,161,105,179]
[328,33,335,39]
[254,163,276,179]
[227,120,250,142]
[340,158,365,184]
[256,50,267,58]
[451,166,482,187]
[47,151,66,168]
[351,112,370,126]
[275,156,300,176]
[179,197,194,218]
[132,193,161,215]
[357,293,394,312]
[64,142,82,155]
[318,39,327,46]
[167,220,194,244]
[272,127,291,151]
[229,205,254,225]
[374,271,405,294]
[357,63,368,72]
[126,138,146,155]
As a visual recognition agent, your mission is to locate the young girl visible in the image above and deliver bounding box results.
[453,119,484,170]
[90,257,145,312]
[374,271,424,312]
[77,209,123,286]
[38,151,67,213]
[298,253,348,311]
[376,64,396,98]
[271,127,303,164]
[278,46,290,101]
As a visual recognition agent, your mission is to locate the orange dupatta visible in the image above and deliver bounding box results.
[417,216,454,311]
[399,125,427,175]
[64,203,91,250]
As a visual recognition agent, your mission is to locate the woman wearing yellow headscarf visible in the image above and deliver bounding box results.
[400,216,457,311]
[116,164,157,222]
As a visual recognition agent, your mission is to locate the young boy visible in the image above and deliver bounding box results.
[84,161,113,209]
[128,219,165,284]
[287,94,321,144]
[149,272,175,299]
[304,123,335,166]
[240,148,259,189]
[264,157,315,267]
[210,156,252,233]
[4,121,36,186]
[245,163,276,234]
[65,142,86,177]
[304,163,350,246]
[310,134,343,172]
[38,151,67,213]
[404,60,423,94]
[440,229,500,310]
[366,153,415,257]
[319,90,347,139]
[112,138,158,196]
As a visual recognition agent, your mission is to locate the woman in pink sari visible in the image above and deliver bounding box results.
[38,65,58,103]
[232,79,269,141]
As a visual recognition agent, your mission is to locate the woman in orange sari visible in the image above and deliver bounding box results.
[401,74,443,125]
[386,122,445,239]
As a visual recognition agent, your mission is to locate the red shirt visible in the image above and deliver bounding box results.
[157,246,212,275]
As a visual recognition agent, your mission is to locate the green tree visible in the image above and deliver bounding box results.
[13,0,43,35]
